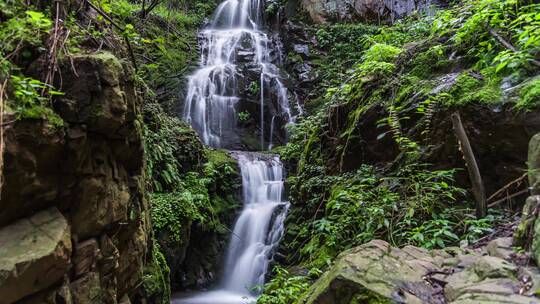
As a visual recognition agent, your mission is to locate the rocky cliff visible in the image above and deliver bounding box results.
[1,53,149,304]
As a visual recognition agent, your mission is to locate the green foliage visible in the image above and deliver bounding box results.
[310,23,378,102]
[432,0,540,74]
[150,173,211,242]
[290,164,469,268]
[143,102,204,192]
[0,7,52,56]
[149,149,239,243]
[430,72,503,107]
[0,2,66,127]
[237,111,251,123]
[516,77,540,110]
[248,81,260,95]
[143,121,184,192]
[6,75,64,127]
[257,267,313,304]
[142,241,171,304]
[361,43,402,63]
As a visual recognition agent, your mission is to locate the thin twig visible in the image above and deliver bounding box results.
[0,79,7,200]
[486,173,528,203]
[488,189,530,208]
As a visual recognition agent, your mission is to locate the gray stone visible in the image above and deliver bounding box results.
[302,0,443,24]
[487,237,514,260]
[299,240,442,304]
[302,239,540,304]
[0,208,71,304]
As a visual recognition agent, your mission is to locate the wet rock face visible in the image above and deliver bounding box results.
[301,0,447,24]
[301,239,540,304]
[0,52,148,303]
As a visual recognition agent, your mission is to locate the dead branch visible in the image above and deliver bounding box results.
[488,189,530,208]
[487,173,528,203]
[43,0,66,93]
[451,112,487,218]
[488,28,540,68]
[0,79,7,200]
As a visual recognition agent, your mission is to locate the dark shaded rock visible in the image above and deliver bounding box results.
[17,278,73,304]
[53,53,136,138]
[1,121,65,226]
[73,239,100,278]
[1,51,149,303]
[71,177,130,239]
[70,272,102,304]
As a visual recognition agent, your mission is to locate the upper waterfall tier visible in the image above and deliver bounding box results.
[211,0,263,29]
[182,0,297,150]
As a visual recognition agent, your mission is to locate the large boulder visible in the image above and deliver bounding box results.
[0,208,71,303]
[300,240,446,303]
[300,239,540,304]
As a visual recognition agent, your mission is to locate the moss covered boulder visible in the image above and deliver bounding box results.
[300,240,445,303]
[300,239,540,304]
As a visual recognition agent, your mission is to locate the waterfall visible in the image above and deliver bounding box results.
[222,153,289,293]
[173,153,289,304]
[174,0,293,303]
[182,0,294,149]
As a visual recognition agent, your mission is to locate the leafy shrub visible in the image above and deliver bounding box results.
[432,0,540,74]
[0,8,52,56]
[143,102,204,192]
[516,77,540,110]
[150,173,211,242]
[257,267,312,304]
[286,164,469,268]
[361,43,402,63]
[6,75,64,126]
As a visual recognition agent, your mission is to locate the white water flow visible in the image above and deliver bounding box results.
[176,1,293,303]
[182,0,293,149]
[173,153,289,304]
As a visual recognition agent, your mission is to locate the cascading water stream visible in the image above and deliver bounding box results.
[182,0,294,149]
[222,153,289,293]
[173,153,289,304]
[175,0,294,303]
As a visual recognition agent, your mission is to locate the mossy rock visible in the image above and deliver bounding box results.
[529,133,540,195]
[299,240,443,304]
